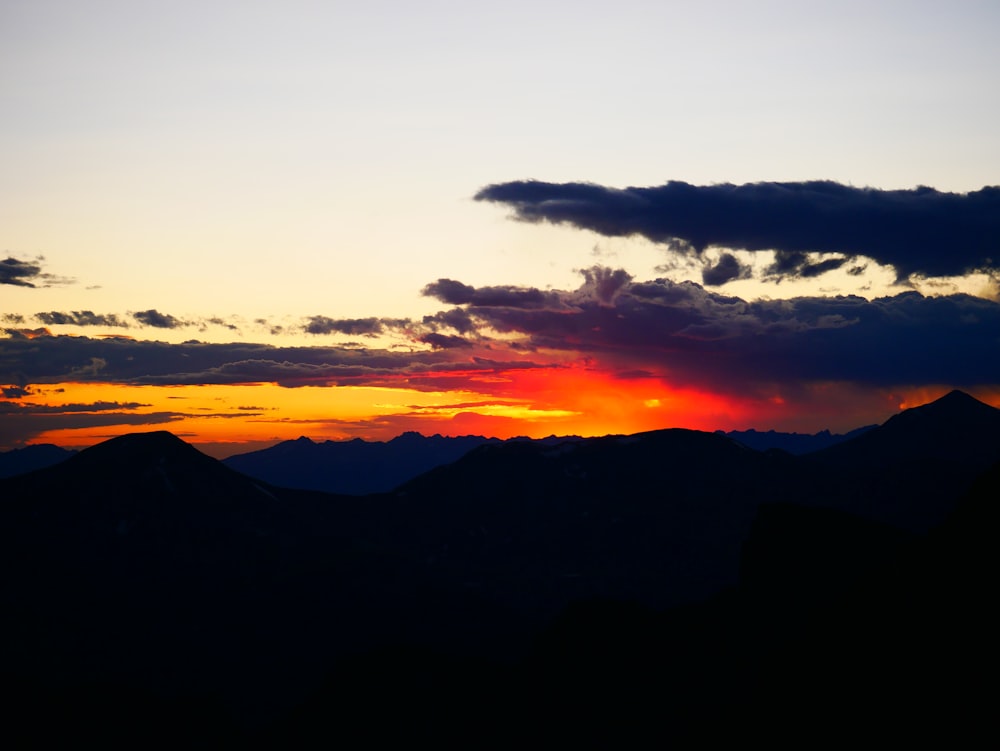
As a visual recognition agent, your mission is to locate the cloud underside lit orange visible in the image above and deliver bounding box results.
[7,363,998,457]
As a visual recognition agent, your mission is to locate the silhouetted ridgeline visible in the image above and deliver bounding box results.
[722,424,875,454]
[221,432,501,494]
[0,422,899,489]
[219,426,874,494]
[0,443,75,478]
[1,390,997,747]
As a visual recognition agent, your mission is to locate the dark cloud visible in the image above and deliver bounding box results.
[0,400,146,415]
[419,333,474,349]
[3,327,52,339]
[131,355,546,389]
[702,253,752,286]
[1,256,74,287]
[132,309,184,328]
[422,279,562,308]
[2,385,31,398]
[35,310,128,327]
[764,251,850,281]
[204,316,239,332]
[425,267,1000,392]
[578,266,632,305]
[0,398,170,447]
[421,309,477,335]
[421,279,476,305]
[0,335,546,391]
[475,180,1000,281]
[303,316,407,336]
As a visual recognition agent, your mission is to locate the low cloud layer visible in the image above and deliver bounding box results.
[0,334,546,392]
[475,180,1000,282]
[36,311,127,327]
[5,268,998,402]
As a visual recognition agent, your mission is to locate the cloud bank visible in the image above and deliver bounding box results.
[470,270,998,390]
[6,268,997,401]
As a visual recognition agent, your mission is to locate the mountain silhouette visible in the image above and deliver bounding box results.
[2,430,285,508]
[722,457,1000,747]
[0,431,383,735]
[799,389,1000,531]
[723,424,875,454]
[223,432,499,494]
[814,389,1000,466]
[2,392,998,746]
[0,443,75,478]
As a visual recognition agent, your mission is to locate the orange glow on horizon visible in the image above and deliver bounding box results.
[6,372,1000,455]
[8,366,756,450]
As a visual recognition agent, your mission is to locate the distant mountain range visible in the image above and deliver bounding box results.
[223,431,502,494]
[2,421,880,492]
[0,443,75,478]
[218,423,878,494]
[2,390,998,746]
[722,423,876,454]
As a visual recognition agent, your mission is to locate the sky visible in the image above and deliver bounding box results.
[2,0,999,456]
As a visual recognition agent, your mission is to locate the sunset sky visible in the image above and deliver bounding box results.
[3,1,999,456]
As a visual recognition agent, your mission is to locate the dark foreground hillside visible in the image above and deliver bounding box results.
[1,391,998,748]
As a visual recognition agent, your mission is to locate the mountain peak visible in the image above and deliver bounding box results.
[3,430,282,508]
[76,430,204,463]
[895,390,997,424]
[934,389,987,407]
[942,389,974,399]
[813,388,1000,477]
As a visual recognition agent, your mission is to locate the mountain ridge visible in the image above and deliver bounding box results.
[6,390,996,491]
